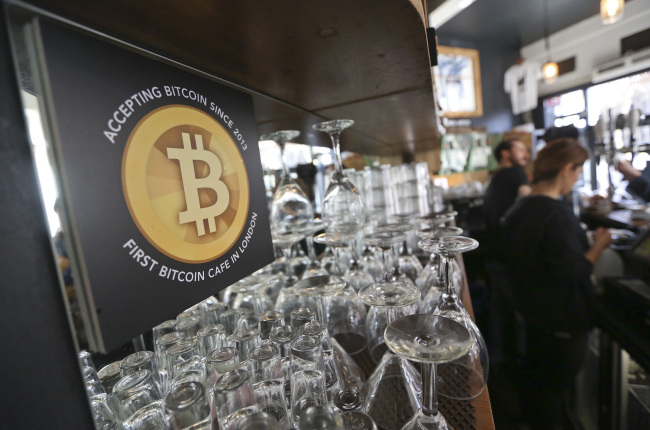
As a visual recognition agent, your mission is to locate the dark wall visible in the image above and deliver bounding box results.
[437,37,521,132]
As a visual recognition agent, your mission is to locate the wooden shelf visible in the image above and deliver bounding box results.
[16,0,441,155]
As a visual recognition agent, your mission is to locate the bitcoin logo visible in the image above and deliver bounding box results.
[167,133,230,236]
[122,105,250,263]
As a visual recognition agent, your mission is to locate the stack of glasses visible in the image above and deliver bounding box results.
[79,119,488,430]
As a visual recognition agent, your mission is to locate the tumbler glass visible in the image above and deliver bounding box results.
[112,370,161,420]
[197,324,227,357]
[289,336,328,421]
[206,347,240,389]
[165,340,202,381]
[290,307,316,330]
[229,328,261,364]
[213,369,258,430]
[259,311,284,341]
[175,316,201,343]
[165,381,212,430]
[232,411,279,430]
[122,400,166,430]
[120,351,155,378]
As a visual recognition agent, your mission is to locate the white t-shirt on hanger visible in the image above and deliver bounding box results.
[504,61,542,115]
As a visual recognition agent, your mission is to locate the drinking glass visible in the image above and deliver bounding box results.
[120,351,155,378]
[363,232,405,282]
[213,369,259,430]
[171,370,205,390]
[89,393,120,429]
[313,119,365,234]
[358,280,422,429]
[206,347,240,388]
[313,232,356,278]
[290,307,316,330]
[122,400,166,430]
[327,285,368,356]
[165,341,202,381]
[269,325,298,400]
[384,314,474,430]
[112,370,161,420]
[197,324,227,357]
[289,335,328,421]
[272,232,305,286]
[262,130,314,235]
[200,302,228,327]
[299,321,341,403]
[233,411,279,430]
[229,328,261,364]
[419,236,488,400]
[341,411,378,430]
[373,223,418,290]
[165,381,211,430]
[293,274,346,327]
[298,405,344,430]
[220,308,245,337]
[360,244,384,282]
[303,219,329,278]
[247,345,290,429]
[259,311,285,341]
[97,361,123,394]
[417,225,463,311]
[175,316,201,343]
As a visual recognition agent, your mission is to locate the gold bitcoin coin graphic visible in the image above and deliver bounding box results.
[122,105,249,263]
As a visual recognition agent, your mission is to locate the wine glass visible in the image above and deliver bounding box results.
[357,280,422,429]
[272,232,305,286]
[417,226,463,312]
[418,236,488,400]
[262,130,314,235]
[389,213,423,281]
[384,314,473,430]
[373,223,418,291]
[417,211,463,296]
[344,235,375,293]
[293,275,346,327]
[313,119,365,234]
[303,219,329,278]
[313,232,356,278]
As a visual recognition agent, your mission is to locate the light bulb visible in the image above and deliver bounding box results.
[542,62,559,83]
[601,0,624,25]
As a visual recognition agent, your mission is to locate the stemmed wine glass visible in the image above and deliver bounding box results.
[384,314,474,430]
[418,236,488,400]
[417,226,463,312]
[358,279,422,429]
[303,219,329,278]
[389,213,423,282]
[373,223,418,289]
[262,130,313,234]
[313,119,365,234]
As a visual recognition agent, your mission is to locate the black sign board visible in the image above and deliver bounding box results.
[36,20,274,352]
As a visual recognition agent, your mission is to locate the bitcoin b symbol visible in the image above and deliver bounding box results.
[167,133,230,236]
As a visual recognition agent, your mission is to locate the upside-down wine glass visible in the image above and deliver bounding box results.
[417,226,463,313]
[419,236,488,400]
[358,278,422,429]
[417,211,463,296]
[262,130,314,235]
[384,314,474,430]
[312,119,365,235]
[373,223,418,294]
[303,219,329,278]
[388,213,423,282]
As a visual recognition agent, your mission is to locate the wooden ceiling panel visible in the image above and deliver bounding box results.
[18,0,440,154]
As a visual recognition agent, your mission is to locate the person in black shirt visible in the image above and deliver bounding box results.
[484,138,531,236]
[483,138,530,367]
[503,138,611,430]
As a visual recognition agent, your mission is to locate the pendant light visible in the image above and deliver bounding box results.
[601,0,624,25]
[541,0,558,83]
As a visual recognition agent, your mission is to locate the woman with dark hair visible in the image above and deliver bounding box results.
[503,138,611,429]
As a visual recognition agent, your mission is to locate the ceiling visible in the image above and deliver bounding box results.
[428,0,601,48]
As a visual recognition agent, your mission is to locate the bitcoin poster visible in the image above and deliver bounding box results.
[36,21,274,352]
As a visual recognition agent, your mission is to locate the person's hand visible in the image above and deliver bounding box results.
[592,227,612,250]
[617,158,642,181]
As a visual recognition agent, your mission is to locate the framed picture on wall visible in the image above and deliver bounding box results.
[434,46,484,118]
